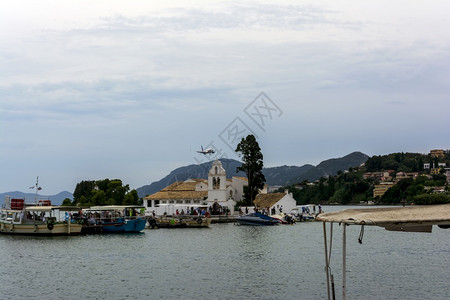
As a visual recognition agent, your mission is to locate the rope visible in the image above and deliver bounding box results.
[358,225,365,244]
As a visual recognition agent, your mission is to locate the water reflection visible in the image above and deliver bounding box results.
[0,207,448,300]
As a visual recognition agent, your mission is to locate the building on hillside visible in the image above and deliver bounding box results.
[406,172,419,178]
[143,160,247,216]
[373,182,394,198]
[425,162,447,169]
[430,168,441,175]
[430,149,445,158]
[363,171,392,182]
[253,190,296,215]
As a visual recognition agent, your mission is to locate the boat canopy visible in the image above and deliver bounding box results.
[157,204,209,208]
[86,205,144,211]
[316,204,450,232]
[25,206,61,212]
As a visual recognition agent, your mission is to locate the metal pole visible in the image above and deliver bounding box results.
[323,222,331,300]
[343,224,347,300]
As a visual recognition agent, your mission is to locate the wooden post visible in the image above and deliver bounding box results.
[343,224,347,300]
[323,222,331,300]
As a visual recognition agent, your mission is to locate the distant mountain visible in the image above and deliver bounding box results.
[294,151,369,182]
[263,164,315,186]
[137,152,369,197]
[0,191,73,206]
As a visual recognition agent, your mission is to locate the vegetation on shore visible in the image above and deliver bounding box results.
[280,152,450,205]
[62,179,140,206]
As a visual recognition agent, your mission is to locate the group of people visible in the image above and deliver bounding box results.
[238,204,324,219]
[301,204,323,215]
[239,205,284,216]
[174,207,206,216]
[167,206,227,217]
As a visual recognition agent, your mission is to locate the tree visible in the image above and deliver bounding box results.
[73,178,134,206]
[123,189,140,205]
[61,198,73,206]
[235,134,266,206]
[73,180,96,204]
[91,190,106,206]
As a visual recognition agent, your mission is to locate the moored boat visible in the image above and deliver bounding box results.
[290,204,319,222]
[0,198,82,236]
[151,214,212,228]
[236,212,281,226]
[82,205,147,233]
[271,212,296,224]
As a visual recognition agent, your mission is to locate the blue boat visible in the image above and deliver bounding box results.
[236,212,281,226]
[82,205,147,233]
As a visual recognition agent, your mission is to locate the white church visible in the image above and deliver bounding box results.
[143,160,296,216]
[143,160,246,216]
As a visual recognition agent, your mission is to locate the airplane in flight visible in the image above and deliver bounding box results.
[197,146,215,155]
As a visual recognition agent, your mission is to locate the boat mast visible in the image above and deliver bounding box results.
[35,176,39,204]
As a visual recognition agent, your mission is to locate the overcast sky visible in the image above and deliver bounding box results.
[1,0,449,195]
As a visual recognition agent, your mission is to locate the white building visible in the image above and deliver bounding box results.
[143,160,243,216]
[253,190,297,215]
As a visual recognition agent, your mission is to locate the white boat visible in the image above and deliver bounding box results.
[290,204,320,221]
[0,198,82,236]
[270,212,295,224]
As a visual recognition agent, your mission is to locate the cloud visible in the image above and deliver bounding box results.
[1,1,450,194]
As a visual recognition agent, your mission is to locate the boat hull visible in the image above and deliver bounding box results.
[236,213,281,226]
[0,222,82,236]
[98,218,147,233]
[235,219,279,226]
[153,216,212,228]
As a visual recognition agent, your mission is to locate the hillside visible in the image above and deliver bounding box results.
[291,151,450,205]
[263,164,315,186]
[137,152,369,197]
[295,151,369,182]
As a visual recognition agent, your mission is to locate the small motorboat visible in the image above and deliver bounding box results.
[236,212,281,226]
[271,213,296,224]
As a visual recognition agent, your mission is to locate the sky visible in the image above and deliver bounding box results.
[1,0,449,195]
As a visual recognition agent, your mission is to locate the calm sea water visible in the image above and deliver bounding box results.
[0,206,449,300]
